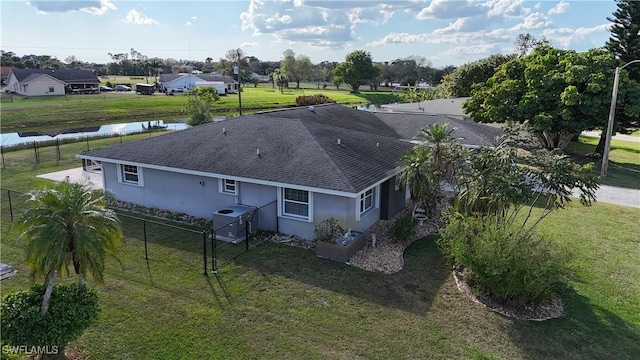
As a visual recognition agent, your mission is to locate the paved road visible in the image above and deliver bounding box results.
[574,184,640,209]
[581,131,640,143]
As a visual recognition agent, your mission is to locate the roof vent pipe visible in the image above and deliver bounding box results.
[308,106,315,112]
[222,127,226,135]
[337,138,341,145]
[256,148,261,158]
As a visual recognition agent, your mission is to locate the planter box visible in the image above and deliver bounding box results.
[316,231,365,263]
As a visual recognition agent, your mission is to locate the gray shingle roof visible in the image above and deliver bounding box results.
[81,104,501,193]
[10,69,99,84]
[374,112,502,147]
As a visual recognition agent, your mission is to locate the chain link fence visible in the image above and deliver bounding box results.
[1,188,278,274]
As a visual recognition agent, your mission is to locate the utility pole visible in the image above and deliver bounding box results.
[601,59,640,176]
[236,49,243,115]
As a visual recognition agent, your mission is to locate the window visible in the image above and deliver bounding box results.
[48,85,54,93]
[282,188,310,220]
[394,173,403,191]
[360,188,374,214]
[119,164,141,185]
[219,179,237,195]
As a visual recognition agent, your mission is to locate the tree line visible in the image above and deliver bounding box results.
[1,48,454,88]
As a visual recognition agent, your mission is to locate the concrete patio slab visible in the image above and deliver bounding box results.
[37,167,103,190]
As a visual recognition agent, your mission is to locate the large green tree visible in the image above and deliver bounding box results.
[185,87,220,125]
[332,50,380,93]
[281,49,312,89]
[606,0,640,80]
[442,54,515,97]
[17,181,124,315]
[463,46,640,150]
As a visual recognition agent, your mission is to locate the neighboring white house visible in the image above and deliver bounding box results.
[194,81,227,95]
[78,104,501,240]
[159,73,236,94]
[6,69,100,96]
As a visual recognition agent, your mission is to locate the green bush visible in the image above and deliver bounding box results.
[388,215,415,245]
[438,213,569,306]
[1,284,100,348]
[314,217,344,243]
[295,94,336,107]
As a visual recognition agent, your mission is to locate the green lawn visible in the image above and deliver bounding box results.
[566,135,640,189]
[0,85,401,132]
[1,139,639,359]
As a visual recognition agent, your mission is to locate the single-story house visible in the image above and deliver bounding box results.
[6,69,100,96]
[159,73,236,94]
[78,104,501,240]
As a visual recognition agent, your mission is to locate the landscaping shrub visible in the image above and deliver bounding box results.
[295,94,336,107]
[1,284,100,349]
[438,213,570,306]
[314,217,344,243]
[388,215,415,245]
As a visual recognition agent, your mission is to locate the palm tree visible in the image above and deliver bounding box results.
[17,181,124,314]
[417,122,457,181]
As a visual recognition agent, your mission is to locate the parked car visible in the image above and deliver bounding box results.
[114,84,132,92]
[99,86,113,92]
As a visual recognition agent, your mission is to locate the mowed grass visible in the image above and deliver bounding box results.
[566,135,640,189]
[0,85,401,132]
[1,140,639,359]
[1,202,638,359]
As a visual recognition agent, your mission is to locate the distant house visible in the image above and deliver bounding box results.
[159,73,236,94]
[6,69,100,96]
[1,66,17,85]
[78,104,500,240]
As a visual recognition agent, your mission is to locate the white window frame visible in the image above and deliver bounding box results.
[278,187,313,222]
[48,84,54,93]
[360,188,374,214]
[394,173,403,191]
[117,164,143,186]
[356,185,379,221]
[219,178,238,195]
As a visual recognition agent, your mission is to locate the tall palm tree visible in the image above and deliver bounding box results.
[417,122,457,180]
[17,181,124,314]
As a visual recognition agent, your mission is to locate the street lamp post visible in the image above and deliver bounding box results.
[601,60,640,177]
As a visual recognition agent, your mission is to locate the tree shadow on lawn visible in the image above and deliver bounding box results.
[231,235,449,316]
[501,284,640,360]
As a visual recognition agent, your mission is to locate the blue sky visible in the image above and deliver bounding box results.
[0,0,617,68]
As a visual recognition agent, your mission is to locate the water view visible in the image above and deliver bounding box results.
[0,120,190,147]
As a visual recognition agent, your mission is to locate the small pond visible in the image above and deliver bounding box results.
[0,120,190,147]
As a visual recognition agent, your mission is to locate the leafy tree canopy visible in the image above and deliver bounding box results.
[463,46,640,149]
[441,53,516,97]
[332,50,380,93]
[606,0,640,81]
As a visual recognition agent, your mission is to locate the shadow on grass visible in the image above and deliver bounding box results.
[503,284,640,360]
[353,92,402,105]
[231,235,449,315]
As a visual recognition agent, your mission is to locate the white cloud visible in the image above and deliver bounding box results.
[434,15,492,34]
[548,1,570,15]
[416,0,485,20]
[512,12,552,30]
[442,43,499,57]
[240,0,416,48]
[185,21,192,27]
[191,16,198,20]
[123,9,158,25]
[543,24,608,47]
[26,0,116,15]
[241,42,260,47]
[486,0,529,18]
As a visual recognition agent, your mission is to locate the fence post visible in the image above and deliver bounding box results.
[202,231,208,276]
[143,220,149,260]
[33,141,39,164]
[245,220,250,252]
[1,146,4,169]
[211,229,217,274]
[56,139,61,160]
[86,137,90,151]
[7,189,13,222]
